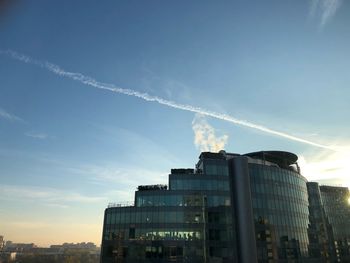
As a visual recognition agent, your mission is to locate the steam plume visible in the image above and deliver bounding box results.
[0,49,335,151]
[192,114,228,152]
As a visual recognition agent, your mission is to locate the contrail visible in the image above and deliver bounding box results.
[0,49,335,150]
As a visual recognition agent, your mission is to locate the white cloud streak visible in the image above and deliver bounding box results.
[69,164,167,189]
[0,184,106,205]
[25,132,50,139]
[310,0,342,27]
[0,107,23,122]
[192,114,228,152]
[0,49,336,151]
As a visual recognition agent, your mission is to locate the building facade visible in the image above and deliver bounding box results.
[100,151,350,263]
[319,185,350,261]
[307,182,337,262]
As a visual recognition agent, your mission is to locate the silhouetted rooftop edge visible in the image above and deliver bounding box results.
[244,150,298,165]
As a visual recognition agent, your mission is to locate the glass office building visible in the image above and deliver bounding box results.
[100,150,349,263]
[307,182,337,262]
[245,151,310,262]
[319,186,350,262]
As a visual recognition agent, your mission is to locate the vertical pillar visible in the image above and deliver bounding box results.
[228,156,258,263]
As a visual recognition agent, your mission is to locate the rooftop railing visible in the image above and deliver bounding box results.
[137,184,167,191]
[107,201,134,208]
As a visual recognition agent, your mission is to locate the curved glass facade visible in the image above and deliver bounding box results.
[248,162,310,261]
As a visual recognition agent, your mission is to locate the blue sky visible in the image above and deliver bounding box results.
[0,0,349,246]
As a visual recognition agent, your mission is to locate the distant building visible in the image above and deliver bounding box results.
[0,241,100,263]
[0,236,4,250]
[51,242,98,250]
[101,150,345,263]
[319,185,350,261]
[307,182,337,262]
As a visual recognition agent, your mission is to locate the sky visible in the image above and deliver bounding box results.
[0,0,349,247]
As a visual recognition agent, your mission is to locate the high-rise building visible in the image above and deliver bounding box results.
[100,151,350,263]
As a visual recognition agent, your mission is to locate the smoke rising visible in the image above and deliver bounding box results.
[0,49,335,151]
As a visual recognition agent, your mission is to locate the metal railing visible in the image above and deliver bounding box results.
[107,201,134,208]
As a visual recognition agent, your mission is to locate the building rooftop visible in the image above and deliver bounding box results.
[137,184,167,191]
[170,168,194,174]
[244,151,298,165]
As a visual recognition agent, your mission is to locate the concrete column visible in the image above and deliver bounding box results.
[229,156,258,263]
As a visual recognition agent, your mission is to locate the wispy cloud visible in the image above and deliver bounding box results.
[192,114,228,152]
[0,184,106,206]
[0,107,23,122]
[25,131,51,140]
[8,221,53,229]
[0,49,336,151]
[69,164,168,189]
[310,0,342,28]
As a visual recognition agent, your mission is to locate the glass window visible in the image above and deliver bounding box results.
[206,180,212,190]
[213,196,220,206]
[212,179,218,190]
[153,194,159,206]
[158,211,165,223]
[169,179,175,190]
[146,210,152,223]
[177,179,183,190]
[164,195,170,206]
[189,180,195,190]
[193,179,200,190]
[148,196,154,206]
[115,212,121,224]
[218,180,224,191]
[169,195,176,206]
[136,196,141,206]
[135,211,141,223]
[137,196,143,207]
[129,211,135,223]
[216,164,222,175]
[175,195,181,206]
[183,180,190,190]
[206,164,213,175]
[175,211,183,223]
[200,179,207,190]
[224,181,230,191]
[141,211,147,223]
[168,211,176,223]
[119,212,125,224]
[124,211,130,223]
[172,179,178,190]
[223,165,229,176]
[106,212,111,224]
